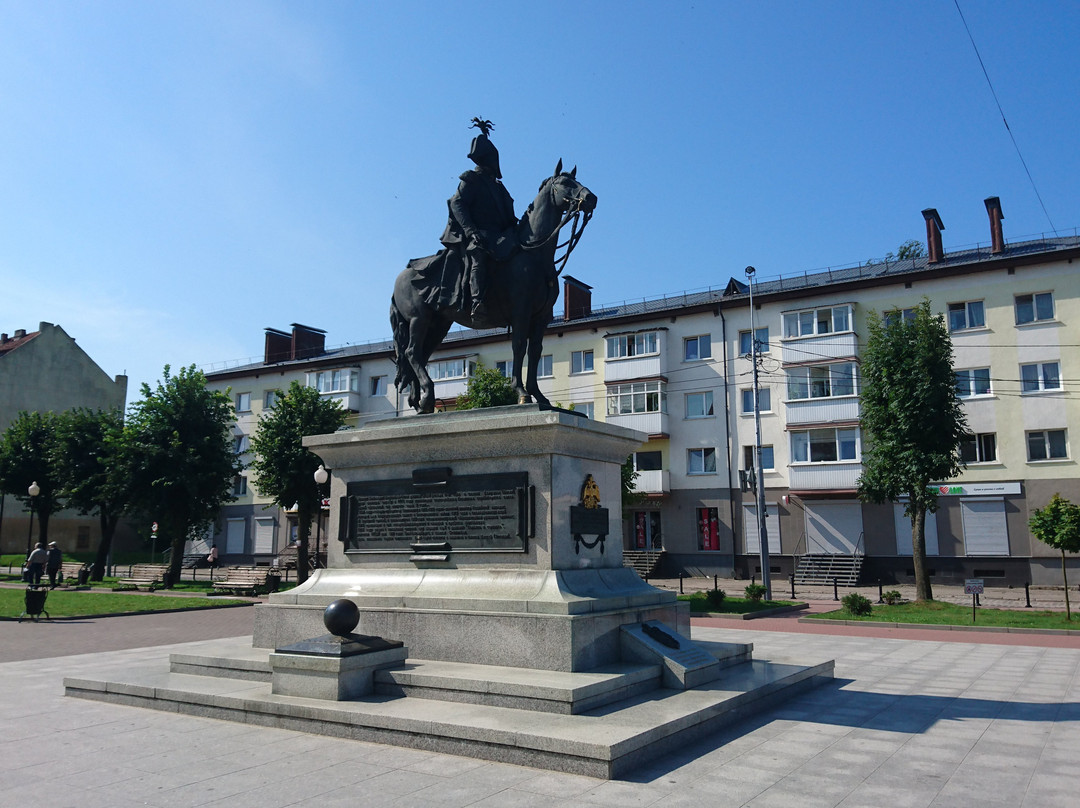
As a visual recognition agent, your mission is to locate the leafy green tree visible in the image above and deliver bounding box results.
[124,365,241,586]
[622,456,645,509]
[54,408,131,580]
[1029,494,1080,620]
[0,411,64,550]
[858,299,968,601]
[250,381,346,583]
[455,364,518,409]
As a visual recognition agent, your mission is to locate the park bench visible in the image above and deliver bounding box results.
[115,563,169,590]
[57,562,89,585]
[211,567,279,595]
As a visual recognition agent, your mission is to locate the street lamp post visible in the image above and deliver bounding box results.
[25,480,40,558]
[745,267,772,601]
[313,465,329,569]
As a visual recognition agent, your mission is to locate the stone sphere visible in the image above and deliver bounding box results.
[323,599,360,637]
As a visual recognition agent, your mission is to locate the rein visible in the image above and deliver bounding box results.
[519,188,593,276]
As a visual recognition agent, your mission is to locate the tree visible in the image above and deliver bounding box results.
[1029,494,1080,620]
[455,364,518,409]
[858,299,968,601]
[124,365,241,586]
[249,381,346,584]
[0,411,64,550]
[54,408,131,580]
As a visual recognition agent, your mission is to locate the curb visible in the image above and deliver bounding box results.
[1,601,255,623]
[695,603,809,620]
[797,616,1080,636]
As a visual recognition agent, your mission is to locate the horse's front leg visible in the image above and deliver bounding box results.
[406,319,436,413]
[510,326,529,404]
[525,319,551,408]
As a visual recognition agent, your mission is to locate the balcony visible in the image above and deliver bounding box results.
[785,396,860,426]
[433,378,469,399]
[605,354,664,382]
[632,469,670,495]
[324,391,362,412]
[788,461,862,491]
[781,332,858,365]
[606,410,669,437]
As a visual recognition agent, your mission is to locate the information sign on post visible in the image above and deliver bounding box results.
[965,578,984,623]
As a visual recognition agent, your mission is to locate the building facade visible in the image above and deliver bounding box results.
[204,200,1080,586]
[0,321,129,554]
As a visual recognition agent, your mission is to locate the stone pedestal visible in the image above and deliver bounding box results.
[271,634,408,701]
[254,405,682,671]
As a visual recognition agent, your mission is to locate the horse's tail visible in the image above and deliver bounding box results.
[389,294,414,394]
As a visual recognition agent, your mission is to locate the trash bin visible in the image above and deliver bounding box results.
[77,565,91,586]
[265,572,281,593]
[19,586,49,622]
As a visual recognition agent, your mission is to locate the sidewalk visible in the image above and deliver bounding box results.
[2,607,1079,805]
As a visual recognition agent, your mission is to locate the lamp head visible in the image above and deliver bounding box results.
[28,481,40,497]
[314,465,329,485]
[744,265,756,279]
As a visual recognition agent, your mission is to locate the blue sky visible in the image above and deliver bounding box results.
[2,1,1078,405]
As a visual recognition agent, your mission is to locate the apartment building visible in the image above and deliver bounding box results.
[204,199,1080,586]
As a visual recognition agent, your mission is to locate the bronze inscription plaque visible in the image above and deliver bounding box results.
[340,471,530,553]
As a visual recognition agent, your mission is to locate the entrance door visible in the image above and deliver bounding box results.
[894,503,939,555]
[633,511,663,550]
[804,501,862,554]
[961,498,1009,556]
[743,504,780,554]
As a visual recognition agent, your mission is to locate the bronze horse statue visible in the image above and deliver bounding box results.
[391,161,596,413]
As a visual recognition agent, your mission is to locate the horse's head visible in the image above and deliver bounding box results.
[545,158,597,215]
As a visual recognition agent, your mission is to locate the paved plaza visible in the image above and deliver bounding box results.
[2,596,1079,807]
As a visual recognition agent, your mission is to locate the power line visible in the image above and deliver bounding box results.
[954,0,1057,234]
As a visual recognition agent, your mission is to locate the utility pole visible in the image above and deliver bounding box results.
[745,267,772,601]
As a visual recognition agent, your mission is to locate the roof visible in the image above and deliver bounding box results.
[0,330,41,357]
[203,233,1080,379]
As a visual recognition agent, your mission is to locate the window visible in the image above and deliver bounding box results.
[743,445,775,471]
[783,305,851,338]
[429,359,474,381]
[634,450,663,471]
[883,307,917,327]
[959,433,997,463]
[955,368,992,398]
[236,392,251,412]
[685,391,714,418]
[76,525,91,550]
[739,327,769,356]
[233,434,249,455]
[308,369,360,393]
[1020,362,1061,392]
[740,387,771,414]
[1015,292,1054,324]
[698,507,721,551]
[787,363,856,400]
[948,300,985,331]
[232,476,248,496]
[791,428,859,463]
[570,350,593,374]
[606,331,658,359]
[688,447,717,475]
[606,381,667,415]
[263,390,279,409]
[1028,429,1068,461]
[573,401,595,419]
[537,355,553,378]
[684,335,711,361]
[370,376,387,396]
[495,360,513,378]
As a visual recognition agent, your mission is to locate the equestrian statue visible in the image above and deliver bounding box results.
[391,119,597,414]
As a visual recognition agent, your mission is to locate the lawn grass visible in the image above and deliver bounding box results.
[807,598,1080,630]
[0,587,251,619]
[678,591,797,614]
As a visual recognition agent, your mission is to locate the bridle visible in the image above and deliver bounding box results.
[520,175,594,276]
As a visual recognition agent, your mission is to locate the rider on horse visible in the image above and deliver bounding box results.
[439,118,518,322]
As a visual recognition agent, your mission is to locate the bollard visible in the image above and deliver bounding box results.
[833,577,839,601]
[878,579,884,604]
[1025,581,1032,608]
[714,574,718,592]
[679,573,684,594]
[789,573,795,600]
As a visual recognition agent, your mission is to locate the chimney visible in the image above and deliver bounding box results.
[13,329,26,339]
[290,323,326,360]
[264,328,292,364]
[562,275,592,321]
[922,208,945,264]
[984,196,1005,254]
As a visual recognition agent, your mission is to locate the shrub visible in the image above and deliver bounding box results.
[842,592,873,616]
[705,588,726,609]
[883,589,903,605]
[744,583,767,601]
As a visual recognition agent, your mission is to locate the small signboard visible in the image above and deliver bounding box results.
[964,578,984,595]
